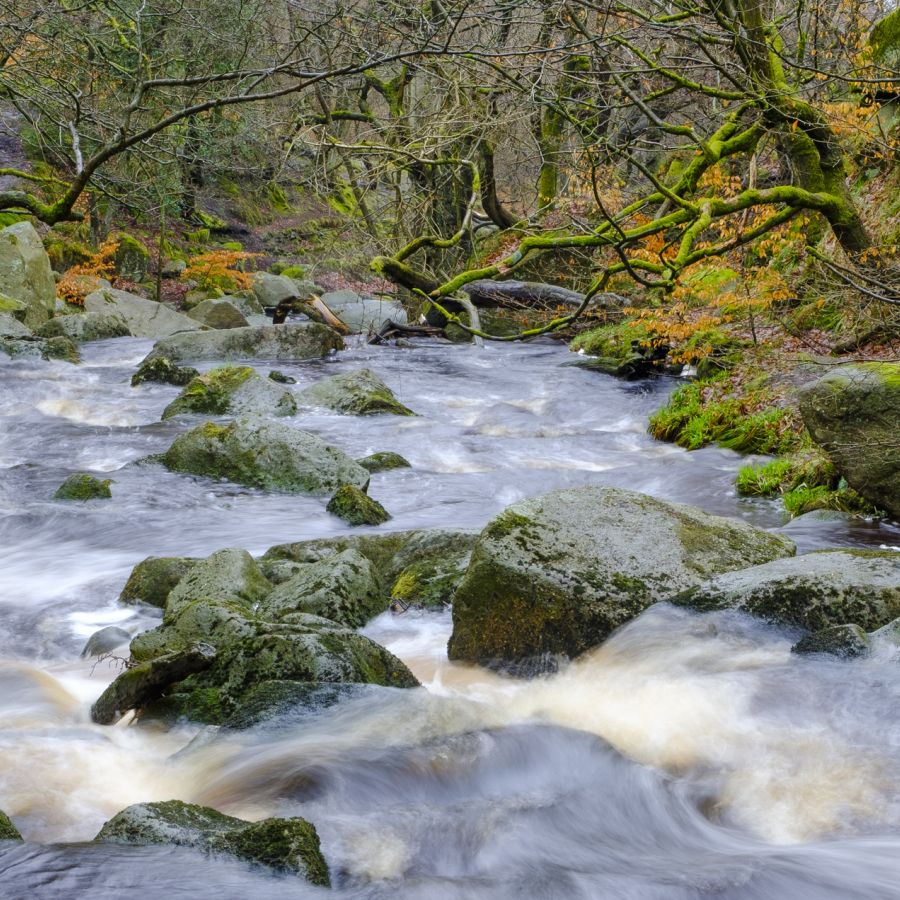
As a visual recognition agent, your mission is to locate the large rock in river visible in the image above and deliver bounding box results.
[37,310,130,342]
[161,366,296,419]
[143,322,343,363]
[84,288,203,339]
[299,368,415,416]
[96,800,329,884]
[161,418,370,494]
[0,222,56,329]
[671,549,900,632]
[799,363,900,518]
[447,486,795,671]
[186,297,249,330]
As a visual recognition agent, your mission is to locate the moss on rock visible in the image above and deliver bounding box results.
[357,451,411,473]
[119,556,200,608]
[299,368,416,416]
[161,366,296,420]
[53,473,112,501]
[132,356,199,387]
[0,810,22,841]
[326,484,391,526]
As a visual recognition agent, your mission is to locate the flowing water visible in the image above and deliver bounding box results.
[1,337,899,898]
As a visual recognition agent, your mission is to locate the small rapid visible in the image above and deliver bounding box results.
[1,337,899,898]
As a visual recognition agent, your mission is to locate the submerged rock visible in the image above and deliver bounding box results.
[143,323,343,363]
[81,626,132,658]
[131,356,199,387]
[792,624,871,659]
[448,486,795,672]
[161,366,296,419]
[799,363,900,518]
[119,556,200,608]
[36,310,130,342]
[186,298,250,330]
[357,451,411,472]
[257,549,384,627]
[671,549,900,632]
[161,418,369,494]
[95,800,329,884]
[84,288,203,339]
[299,368,415,416]
[53,473,112,501]
[0,221,56,330]
[326,484,391,526]
[0,810,22,841]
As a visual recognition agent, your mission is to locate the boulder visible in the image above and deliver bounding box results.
[448,486,796,672]
[117,596,418,724]
[84,289,203,339]
[119,556,200,608]
[0,221,56,329]
[142,323,343,363]
[160,258,187,278]
[257,549,384,627]
[799,363,900,518]
[251,272,303,307]
[53,473,112,501]
[671,549,900,632]
[0,333,80,363]
[326,484,391,526]
[357,451,411,473]
[0,312,33,338]
[320,290,407,335]
[186,298,250,330]
[166,548,271,616]
[299,368,415,416]
[112,232,150,282]
[268,370,296,384]
[161,418,369,494]
[37,311,130,342]
[220,292,265,317]
[0,810,22,841]
[81,626,132,658]
[95,800,329,884]
[792,624,871,658]
[131,356,199,387]
[161,366,296,419]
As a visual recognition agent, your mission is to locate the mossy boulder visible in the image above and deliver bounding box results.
[357,451,411,472]
[143,323,344,363]
[84,288,203,339]
[326,484,391,526]
[161,366,296,419]
[131,356,199,387]
[44,234,92,272]
[119,556,200,608]
[0,810,22,841]
[165,548,272,617]
[799,363,900,518]
[257,549,384,627]
[0,221,56,329]
[792,624,871,659]
[95,800,329,884]
[448,486,795,672]
[0,293,29,323]
[112,232,150,282]
[299,368,415,416]
[221,292,265,317]
[0,332,80,363]
[186,298,250,330]
[118,593,418,724]
[37,310,130,342]
[53,473,112,501]
[160,418,369,494]
[671,549,900,632]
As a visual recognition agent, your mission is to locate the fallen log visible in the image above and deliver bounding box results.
[369,319,445,344]
[90,643,216,725]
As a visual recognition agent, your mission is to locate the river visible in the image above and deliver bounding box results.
[1,336,899,898]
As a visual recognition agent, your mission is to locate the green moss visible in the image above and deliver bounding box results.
[132,357,199,387]
[570,320,653,358]
[326,485,391,526]
[482,511,536,542]
[44,336,81,364]
[279,265,307,279]
[113,232,150,281]
[782,484,876,516]
[54,473,112,501]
